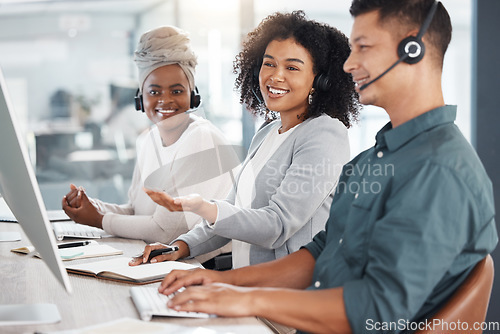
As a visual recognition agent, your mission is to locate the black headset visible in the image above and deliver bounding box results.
[134,87,201,112]
[251,64,263,105]
[397,0,439,64]
[360,0,440,90]
[313,73,331,92]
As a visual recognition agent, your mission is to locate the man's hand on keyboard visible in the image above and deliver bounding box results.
[62,184,104,229]
[166,283,256,317]
[158,267,231,297]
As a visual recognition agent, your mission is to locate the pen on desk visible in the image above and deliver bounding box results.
[58,240,91,249]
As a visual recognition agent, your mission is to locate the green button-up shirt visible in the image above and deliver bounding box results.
[304,105,497,333]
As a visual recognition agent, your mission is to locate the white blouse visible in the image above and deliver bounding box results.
[231,121,299,268]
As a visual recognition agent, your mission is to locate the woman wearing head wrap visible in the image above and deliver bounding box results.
[132,11,359,268]
[62,26,237,264]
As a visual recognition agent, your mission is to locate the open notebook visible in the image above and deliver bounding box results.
[65,257,199,284]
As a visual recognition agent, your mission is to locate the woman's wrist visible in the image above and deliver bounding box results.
[196,200,218,224]
[96,213,104,229]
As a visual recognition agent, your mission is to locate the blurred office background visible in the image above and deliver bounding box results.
[2,0,500,324]
[0,0,472,209]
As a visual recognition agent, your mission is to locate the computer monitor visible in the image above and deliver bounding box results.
[0,67,72,323]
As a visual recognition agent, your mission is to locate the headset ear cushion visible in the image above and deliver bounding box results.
[251,64,264,104]
[190,89,201,109]
[398,36,425,64]
[313,73,331,92]
[134,94,144,112]
[253,65,260,82]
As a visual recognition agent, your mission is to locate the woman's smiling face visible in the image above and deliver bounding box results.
[142,64,191,132]
[259,38,316,117]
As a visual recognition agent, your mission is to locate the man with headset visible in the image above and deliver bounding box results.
[151,1,498,333]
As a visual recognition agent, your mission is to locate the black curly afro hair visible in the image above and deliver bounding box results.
[233,10,360,128]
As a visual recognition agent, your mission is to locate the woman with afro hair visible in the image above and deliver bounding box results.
[133,11,360,269]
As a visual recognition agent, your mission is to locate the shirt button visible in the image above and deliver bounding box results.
[314,281,321,288]
[339,238,343,244]
[377,151,384,158]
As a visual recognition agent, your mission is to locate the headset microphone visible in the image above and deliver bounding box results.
[359,55,408,91]
[359,0,439,91]
[184,97,202,114]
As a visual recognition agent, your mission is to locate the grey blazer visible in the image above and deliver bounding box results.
[177,114,350,265]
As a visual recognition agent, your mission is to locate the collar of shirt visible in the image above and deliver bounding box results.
[375,105,457,152]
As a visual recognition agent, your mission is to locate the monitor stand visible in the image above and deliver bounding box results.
[0,231,61,327]
[0,213,60,327]
[0,304,61,326]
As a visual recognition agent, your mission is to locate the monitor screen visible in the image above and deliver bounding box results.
[0,66,72,295]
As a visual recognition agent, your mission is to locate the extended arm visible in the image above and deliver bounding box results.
[143,190,218,223]
[159,248,316,294]
[209,118,348,249]
[147,117,348,250]
[170,285,350,334]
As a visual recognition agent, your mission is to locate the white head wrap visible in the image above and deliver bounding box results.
[134,26,197,92]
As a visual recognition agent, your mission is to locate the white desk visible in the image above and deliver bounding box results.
[0,222,284,334]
